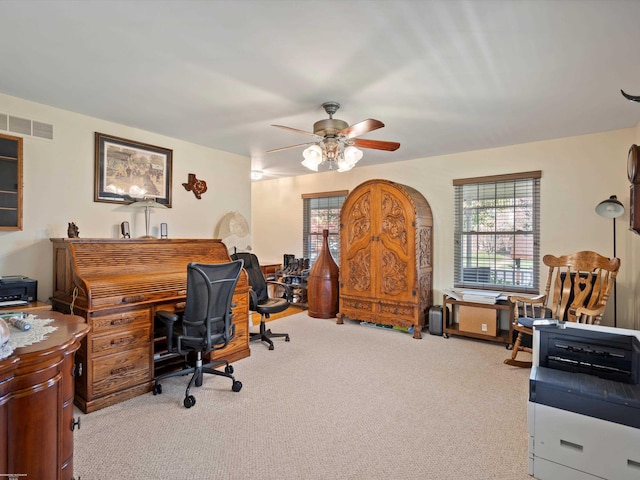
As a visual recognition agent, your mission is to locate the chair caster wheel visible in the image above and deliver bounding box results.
[153,384,162,395]
[225,365,234,374]
[184,395,196,408]
[269,344,274,350]
[232,380,243,392]
[285,335,290,342]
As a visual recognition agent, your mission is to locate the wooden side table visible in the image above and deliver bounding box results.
[442,294,514,346]
[0,311,88,479]
[0,300,52,314]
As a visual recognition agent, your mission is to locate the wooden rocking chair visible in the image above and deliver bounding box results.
[504,250,620,368]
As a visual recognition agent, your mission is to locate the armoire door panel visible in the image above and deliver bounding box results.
[341,187,375,298]
[343,247,373,294]
[377,185,416,302]
[379,185,410,254]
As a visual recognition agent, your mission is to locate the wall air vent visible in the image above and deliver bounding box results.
[0,113,54,141]
[8,116,31,135]
[33,121,54,140]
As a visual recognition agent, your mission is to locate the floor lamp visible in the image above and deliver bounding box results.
[595,195,624,327]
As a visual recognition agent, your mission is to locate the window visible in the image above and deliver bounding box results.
[302,191,347,265]
[453,171,541,293]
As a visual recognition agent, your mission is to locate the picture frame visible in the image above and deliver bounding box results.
[94,132,173,207]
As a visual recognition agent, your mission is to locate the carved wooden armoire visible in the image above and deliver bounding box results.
[337,179,433,338]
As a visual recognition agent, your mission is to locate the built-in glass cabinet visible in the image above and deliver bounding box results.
[0,133,22,230]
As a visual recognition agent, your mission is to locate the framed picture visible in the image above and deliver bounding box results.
[94,132,173,206]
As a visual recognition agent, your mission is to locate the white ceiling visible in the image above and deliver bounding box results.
[2,0,640,180]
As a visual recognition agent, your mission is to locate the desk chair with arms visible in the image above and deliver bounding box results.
[231,252,291,350]
[505,250,620,368]
[153,260,244,408]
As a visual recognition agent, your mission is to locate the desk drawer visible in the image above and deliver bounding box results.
[90,346,151,398]
[91,308,151,334]
[154,300,186,314]
[91,326,151,355]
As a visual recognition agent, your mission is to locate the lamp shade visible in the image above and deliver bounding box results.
[595,195,624,218]
[302,144,323,171]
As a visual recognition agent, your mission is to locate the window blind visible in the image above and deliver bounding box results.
[302,191,347,264]
[453,171,541,293]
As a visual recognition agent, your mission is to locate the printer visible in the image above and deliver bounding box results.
[0,275,38,304]
[528,321,640,479]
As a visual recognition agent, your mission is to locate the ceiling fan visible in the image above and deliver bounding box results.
[267,101,400,172]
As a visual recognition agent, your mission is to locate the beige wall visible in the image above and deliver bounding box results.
[0,93,252,301]
[252,128,640,330]
[2,89,637,330]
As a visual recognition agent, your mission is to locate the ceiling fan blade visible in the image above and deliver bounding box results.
[339,119,385,138]
[267,142,316,154]
[353,138,400,151]
[272,124,318,137]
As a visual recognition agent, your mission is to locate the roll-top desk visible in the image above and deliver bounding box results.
[49,238,250,413]
[0,312,88,480]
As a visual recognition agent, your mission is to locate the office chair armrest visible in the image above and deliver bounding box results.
[267,280,293,302]
[248,288,259,310]
[156,310,180,352]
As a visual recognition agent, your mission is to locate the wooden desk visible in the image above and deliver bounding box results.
[260,263,281,279]
[0,311,88,480]
[49,238,250,413]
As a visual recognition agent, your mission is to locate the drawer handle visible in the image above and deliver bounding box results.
[122,295,145,303]
[110,337,131,346]
[110,317,135,326]
[111,364,135,375]
[559,439,583,452]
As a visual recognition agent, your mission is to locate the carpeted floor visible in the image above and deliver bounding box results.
[74,312,532,479]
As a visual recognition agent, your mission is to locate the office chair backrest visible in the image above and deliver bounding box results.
[231,252,268,306]
[182,260,244,350]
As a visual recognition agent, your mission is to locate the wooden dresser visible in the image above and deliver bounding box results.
[0,312,88,480]
[49,238,250,413]
[337,179,433,338]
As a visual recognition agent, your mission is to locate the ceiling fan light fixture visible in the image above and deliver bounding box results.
[302,144,323,171]
[272,102,399,174]
[301,158,320,171]
[336,146,363,172]
[344,145,363,163]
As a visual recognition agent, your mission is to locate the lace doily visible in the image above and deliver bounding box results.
[0,315,58,360]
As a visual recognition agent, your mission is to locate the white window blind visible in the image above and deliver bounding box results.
[453,171,541,293]
[302,191,347,265]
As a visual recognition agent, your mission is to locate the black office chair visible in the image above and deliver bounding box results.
[153,260,244,408]
[231,252,291,350]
